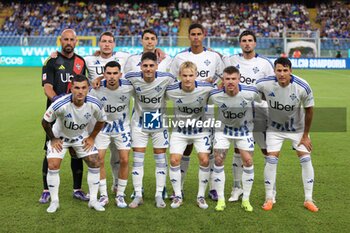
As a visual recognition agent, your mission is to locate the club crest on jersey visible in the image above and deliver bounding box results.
[84,112,91,120]
[120,95,127,101]
[94,60,100,65]
[253,67,259,74]
[155,86,162,92]
[65,113,72,118]
[75,63,81,71]
[42,73,47,81]
[290,93,297,101]
[176,98,183,104]
[240,100,247,108]
[196,96,204,104]
[204,59,211,66]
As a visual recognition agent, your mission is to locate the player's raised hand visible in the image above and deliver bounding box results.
[91,76,103,89]
[51,138,63,152]
[93,50,101,56]
[155,48,165,62]
[50,51,58,58]
[298,135,312,152]
[82,137,94,151]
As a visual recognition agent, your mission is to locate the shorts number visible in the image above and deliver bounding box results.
[163,130,168,139]
[203,136,210,146]
[122,132,131,143]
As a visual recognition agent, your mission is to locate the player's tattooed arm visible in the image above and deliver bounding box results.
[214,149,228,166]
[42,119,63,152]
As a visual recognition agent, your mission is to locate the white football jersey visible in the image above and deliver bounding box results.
[89,79,134,134]
[125,71,177,131]
[166,81,213,135]
[84,51,131,81]
[124,52,173,73]
[256,75,314,132]
[170,48,224,82]
[209,85,261,138]
[222,53,274,86]
[43,94,106,139]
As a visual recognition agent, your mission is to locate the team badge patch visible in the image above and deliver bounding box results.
[42,73,47,81]
[204,59,211,66]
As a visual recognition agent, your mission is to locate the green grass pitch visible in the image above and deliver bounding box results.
[0,67,349,232]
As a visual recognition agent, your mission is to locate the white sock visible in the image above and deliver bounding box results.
[264,156,278,200]
[87,167,100,202]
[132,152,144,197]
[213,164,225,200]
[110,146,120,189]
[232,153,243,189]
[300,155,314,201]
[198,166,210,198]
[47,169,60,202]
[169,165,182,197]
[117,179,128,197]
[154,153,167,197]
[99,178,107,197]
[264,156,277,195]
[209,154,215,191]
[180,155,190,190]
[242,165,254,201]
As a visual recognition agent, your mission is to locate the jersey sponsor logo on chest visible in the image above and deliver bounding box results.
[105,104,126,113]
[60,73,74,83]
[269,100,295,111]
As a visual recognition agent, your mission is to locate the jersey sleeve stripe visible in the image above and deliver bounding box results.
[197,82,214,87]
[294,78,312,94]
[121,79,132,85]
[256,76,276,84]
[52,97,71,111]
[166,83,180,90]
[157,72,177,80]
[86,96,103,109]
[209,89,223,97]
[124,72,141,79]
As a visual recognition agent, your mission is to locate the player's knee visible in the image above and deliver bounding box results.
[214,158,224,166]
[48,162,60,170]
[87,155,100,168]
[243,158,253,167]
[170,157,180,166]
[119,156,128,167]
[199,157,209,167]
